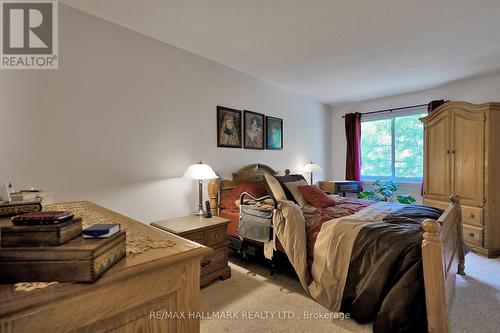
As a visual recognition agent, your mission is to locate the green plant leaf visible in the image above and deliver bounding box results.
[385,181,399,191]
[358,191,375,199]
[379,189,392,198]
[397,195,416,204]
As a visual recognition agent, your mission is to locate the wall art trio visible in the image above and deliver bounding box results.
[216,106,283,150]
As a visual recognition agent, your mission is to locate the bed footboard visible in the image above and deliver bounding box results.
[422,195,465,333]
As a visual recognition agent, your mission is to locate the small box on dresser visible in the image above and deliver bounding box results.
[151,215,231,287]
[0,231,126,283]
[0,217,82,247]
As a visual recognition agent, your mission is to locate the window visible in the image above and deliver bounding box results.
[360,109,426,181]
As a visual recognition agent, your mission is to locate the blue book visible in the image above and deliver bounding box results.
[82,224,120,238]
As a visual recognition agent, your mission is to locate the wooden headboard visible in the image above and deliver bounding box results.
[208,164,291,216]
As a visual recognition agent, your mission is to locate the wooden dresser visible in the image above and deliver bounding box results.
[0,201,211,333]
[151,216,231,287]
[421,102,500,257]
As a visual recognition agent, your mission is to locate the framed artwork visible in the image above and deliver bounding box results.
[217,106,242,148]
[243,110,265,150]
[266,116,283,150]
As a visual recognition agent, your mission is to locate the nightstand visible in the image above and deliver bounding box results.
[151,215,231,287]
[318,181,362,197]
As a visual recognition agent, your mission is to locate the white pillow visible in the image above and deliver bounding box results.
[263,173,287,201]
[285,180,309,207]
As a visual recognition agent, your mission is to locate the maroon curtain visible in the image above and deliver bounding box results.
[421,100,447,195]
[345,112,362,181]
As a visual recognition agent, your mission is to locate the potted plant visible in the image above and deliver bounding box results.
[358,179,416,204]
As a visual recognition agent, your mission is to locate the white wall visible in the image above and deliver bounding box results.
[331,71,500,203]
[0,5,332,223]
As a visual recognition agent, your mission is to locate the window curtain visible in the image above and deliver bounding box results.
[345,112,362,181]
[421,100,447,195]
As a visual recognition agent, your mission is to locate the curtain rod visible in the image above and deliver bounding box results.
[341,103,428,118]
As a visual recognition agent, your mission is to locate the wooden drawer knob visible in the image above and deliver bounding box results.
[201,259,211,267]
[468,232,475,237]
[215,233,220,239]
[470,214,475,218]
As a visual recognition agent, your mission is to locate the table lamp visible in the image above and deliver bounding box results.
[183,162,218,215]
[303,162,322,185]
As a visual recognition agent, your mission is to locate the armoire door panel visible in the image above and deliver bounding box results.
[451,110,484,207]
[424,111,450,202]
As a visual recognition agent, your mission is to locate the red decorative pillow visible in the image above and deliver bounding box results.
[233,182,268,199]
[220,182,268,210]
[297,185,336,208]
[220,191,237,210]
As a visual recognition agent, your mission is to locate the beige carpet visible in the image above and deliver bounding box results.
[200,252,500,333]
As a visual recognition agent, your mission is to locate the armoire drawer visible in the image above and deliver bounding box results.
[424,199,483,227]
[461,206,483,226]
[462,224,483,246]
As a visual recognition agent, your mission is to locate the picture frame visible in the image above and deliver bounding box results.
[266,116,283,150]
[243,110,265,150]
[217,106,242,148]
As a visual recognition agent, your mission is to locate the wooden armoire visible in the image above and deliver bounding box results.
[421,101,500,257]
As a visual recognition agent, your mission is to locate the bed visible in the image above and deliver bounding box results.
[207,164,465,333]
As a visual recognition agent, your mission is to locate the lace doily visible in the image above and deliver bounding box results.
[43,202,176,256]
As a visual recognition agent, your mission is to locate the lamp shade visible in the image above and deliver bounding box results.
[183,162,218,180]
[303,162,322,173]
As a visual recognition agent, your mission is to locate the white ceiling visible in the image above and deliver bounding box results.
[61,0,500,105]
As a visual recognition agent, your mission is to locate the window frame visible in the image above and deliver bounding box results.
[360,107,426,183]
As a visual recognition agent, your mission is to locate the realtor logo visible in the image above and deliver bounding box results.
[1,0,58,69]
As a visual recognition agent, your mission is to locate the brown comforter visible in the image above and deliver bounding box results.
[273,199,444,333]
[342,205,443,332]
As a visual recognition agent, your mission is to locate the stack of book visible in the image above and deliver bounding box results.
[0,212,126,283]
